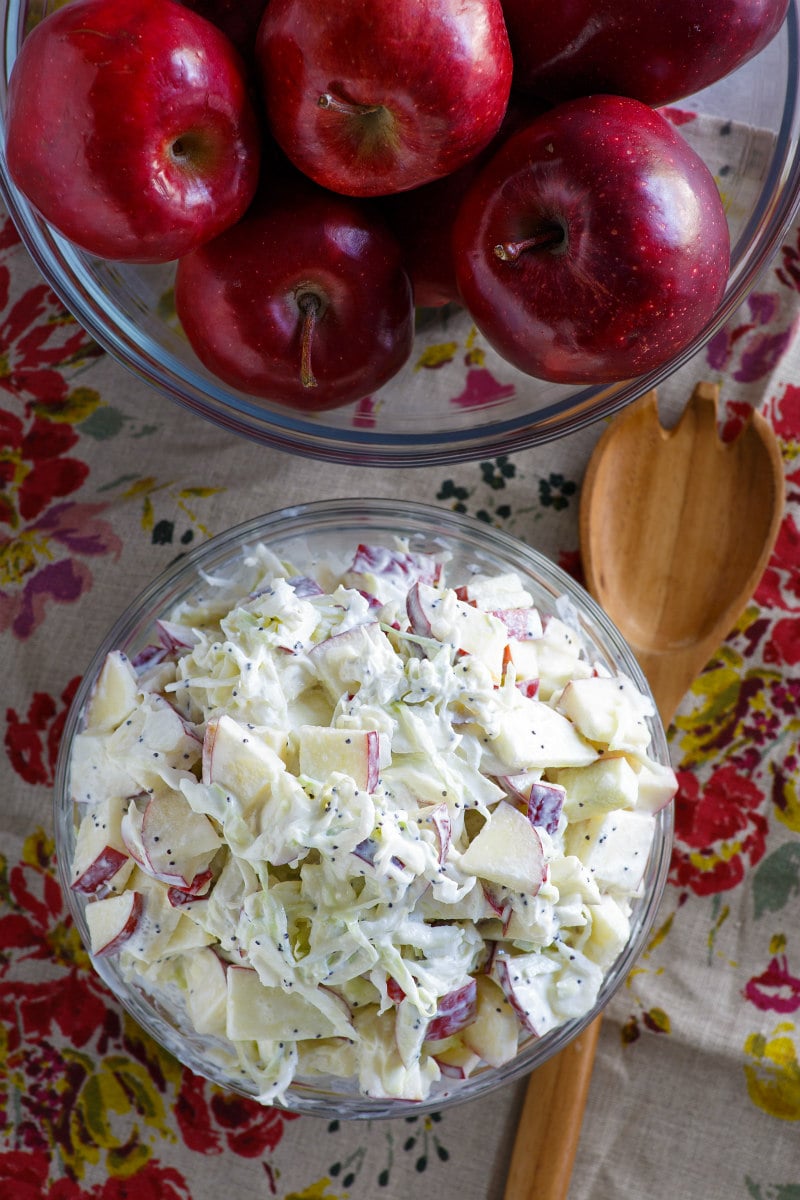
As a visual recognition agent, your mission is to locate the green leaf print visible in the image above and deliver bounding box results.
[753,844,800,919]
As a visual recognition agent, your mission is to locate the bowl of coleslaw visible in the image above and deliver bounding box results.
[54,498,676,1117]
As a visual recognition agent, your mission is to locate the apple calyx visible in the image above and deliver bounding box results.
[317,90,399,158]
[296,290,322,389]
[494,222,565,261]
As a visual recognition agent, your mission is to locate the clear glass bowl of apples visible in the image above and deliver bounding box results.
[1,0,798,466]
[54,498,676,1117]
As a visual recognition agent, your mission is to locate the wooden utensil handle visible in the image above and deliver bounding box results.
[503,1016,603,1200]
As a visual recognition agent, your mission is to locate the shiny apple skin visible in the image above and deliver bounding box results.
[174,180,415,411]
[255,0,514,197]
[501,0,790,107]
[453,95,731,385]
[6,0,261,263]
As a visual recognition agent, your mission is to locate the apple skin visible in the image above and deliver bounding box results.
[174,176,414,410]
[5,0,261,263]
[500,0,790,107]
[452,95,731,385]
[255,0,514,197]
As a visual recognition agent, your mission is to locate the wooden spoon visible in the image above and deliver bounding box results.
[503,380,785,1200]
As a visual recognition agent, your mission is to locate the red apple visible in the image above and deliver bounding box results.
[255,0,514,197]
[5,0,261,263]
[174,176,414,409]
[453,95,731,384]
[500,0,790,107]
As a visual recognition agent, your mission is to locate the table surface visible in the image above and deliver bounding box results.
[3,80,800,1200]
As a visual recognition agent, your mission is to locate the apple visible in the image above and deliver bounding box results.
[83,651,139,733]
[5,0,261,264]
[255,0,513,197]
[453,95,730,385]
[71,795,134,896]
[425,979,479,1042]
[500,0,790,108]
[486,694,598,771]
[459,801,546,895]
[564,810,656,893]
[175,176,414,409]
[296,725,389,792]
[84,890,144,957]
[462,974,519,1067]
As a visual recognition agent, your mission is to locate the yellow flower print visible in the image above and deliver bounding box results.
[744,1022,800,1120]
[284,1180,347,1200]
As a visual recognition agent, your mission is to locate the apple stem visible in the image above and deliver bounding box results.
[494,224,564,261]
[318,91,382,117]
[298,293,321,390]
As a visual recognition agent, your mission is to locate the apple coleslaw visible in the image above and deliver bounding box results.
[68,539,677,1104]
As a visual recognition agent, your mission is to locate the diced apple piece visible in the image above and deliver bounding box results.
[557,676,654,753]
[407,582,508,679]
[459,801,546,896]
[296,1037,359,1078]
[457,571,535,612]
[565,810,655,893]
[140,791,221,887]
[161,912,215,956]
[85,890,144,957]
[120,868,184,961]
[297,725,389,792]
[69,731,141,807]
[425,979,478,1041]
[83,650,139,733]
[202,713,285,813]
[71,795,134,895]
[184,946,228,1037]
[226,965,343,1041]
[462,974,519,1067]
[633,756,678,813]
[554,754,639,820]
[494,607,544,641]
[488,696,598,771]
[492,950,561,1037]
[431,1038,482,1079]
[309,622,403,700]
[584,895,632,968]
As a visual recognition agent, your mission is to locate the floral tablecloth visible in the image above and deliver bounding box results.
[3,136,800,1199]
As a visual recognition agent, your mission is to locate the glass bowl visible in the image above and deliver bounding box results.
[1,2,800,466]
[54,498,674,1118]
[0,4,800,463]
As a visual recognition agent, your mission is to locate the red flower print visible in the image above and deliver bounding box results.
[769,380,800,441]
[669,765,768,895]
[175,1071,299,1160]
[1,410,88,527]
[0,1149,192,1200]
[0,227,99,405]
[744,954,800,1014]
[5,676,81,786]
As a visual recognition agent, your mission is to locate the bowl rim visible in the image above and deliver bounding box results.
[2,1,800,465]
[53,498,675,1117]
